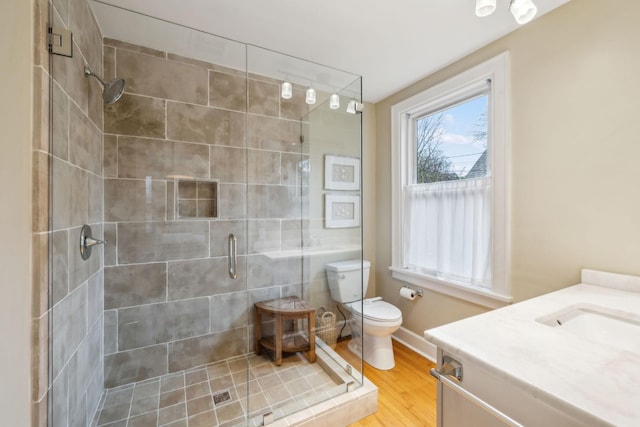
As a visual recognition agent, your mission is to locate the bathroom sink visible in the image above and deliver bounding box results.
[536,304,640,353]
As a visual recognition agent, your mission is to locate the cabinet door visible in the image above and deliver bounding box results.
[441,386,510,427]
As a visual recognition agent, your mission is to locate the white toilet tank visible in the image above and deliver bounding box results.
[325,259,370,303]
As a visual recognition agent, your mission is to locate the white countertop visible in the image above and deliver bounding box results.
[424,269,640,426]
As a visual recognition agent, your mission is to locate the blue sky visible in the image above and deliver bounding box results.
[436,95,488,176]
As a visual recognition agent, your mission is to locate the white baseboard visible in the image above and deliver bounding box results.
[392,326,437,363]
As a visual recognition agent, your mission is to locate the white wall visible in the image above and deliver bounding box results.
[0,0,33,424]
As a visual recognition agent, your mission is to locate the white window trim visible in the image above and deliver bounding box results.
[390,52,512,309]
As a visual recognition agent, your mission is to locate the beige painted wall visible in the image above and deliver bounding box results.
[362,102,377,296]
[375,0,640,334]
[0,0,33,423]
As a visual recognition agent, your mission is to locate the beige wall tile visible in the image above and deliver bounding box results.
[209,71,246,112]
[217,183,246,219]
[246,255,303,290]
[210,146,246,183]
[167,257,247,300]
[52,0,69,28]
[69,101,102,175]
[52,40,89,114]
[51,82,69,160]
[69,0,103,73]
[51,285,87,379]
[118,298,209,350]
[88,172,103,224]
[117,136,209,179]
[51,230,69,306]
[281,86,310,121]
[103,223,117,266]
[248,79,279,117]
[105,94,166,138]
[105,344,168,388]
[105,38,165,58]
[247,184,305,219]
[247,149,280,184]
[117,221,209,264]
[247,219,281,254]
[104,178,166,222]
[116,49,208,105]
[247,115,301,153]
[104,134,118,178]
[104,310,117,355]
[167,102,245,147]
[104,45,116,81]
[105,263,167,309]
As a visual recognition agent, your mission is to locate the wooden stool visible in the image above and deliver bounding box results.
[254,296,316,366]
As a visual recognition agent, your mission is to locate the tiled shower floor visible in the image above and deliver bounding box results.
[91,350,348,427]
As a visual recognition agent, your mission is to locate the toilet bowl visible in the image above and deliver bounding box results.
[325,260,403,370]
[345,298,402,370]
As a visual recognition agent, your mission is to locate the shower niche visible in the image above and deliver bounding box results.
[171,178,218,219]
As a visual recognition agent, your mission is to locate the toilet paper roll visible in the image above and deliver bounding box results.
[400,287,416,301]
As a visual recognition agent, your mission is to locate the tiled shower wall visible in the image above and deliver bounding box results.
[32,0,105,425]
[101,39,320,388]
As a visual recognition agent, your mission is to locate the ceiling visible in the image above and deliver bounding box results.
[91,0,569,103]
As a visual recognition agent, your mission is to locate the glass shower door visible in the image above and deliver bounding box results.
[245,45,365,423]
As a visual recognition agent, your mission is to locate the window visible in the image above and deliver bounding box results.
[390,53,511,308]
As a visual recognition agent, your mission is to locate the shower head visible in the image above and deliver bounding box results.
[84,66,126,104]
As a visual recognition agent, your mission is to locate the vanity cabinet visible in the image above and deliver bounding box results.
[432,350,584,427]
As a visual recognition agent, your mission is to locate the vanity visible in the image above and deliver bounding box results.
[424,269,640,426]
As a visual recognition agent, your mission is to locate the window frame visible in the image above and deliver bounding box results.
[390,53,512,308]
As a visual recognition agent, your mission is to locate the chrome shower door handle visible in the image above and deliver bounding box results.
[228,234,237,279]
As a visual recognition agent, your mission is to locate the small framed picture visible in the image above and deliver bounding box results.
[325,195,360,228]
[324,155,360,191]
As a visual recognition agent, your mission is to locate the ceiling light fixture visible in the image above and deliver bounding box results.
[329,94,340,110]
[281,81,293,99]
[476,0,538,25]
[475,0,496,17]
[305,87,316,105]
[509,0,538,24]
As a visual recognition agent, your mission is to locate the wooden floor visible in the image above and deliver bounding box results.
[334,339,438,427]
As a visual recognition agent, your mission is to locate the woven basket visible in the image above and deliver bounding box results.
[316,308,337,349]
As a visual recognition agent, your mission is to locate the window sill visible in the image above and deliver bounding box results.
[389,266,512,309]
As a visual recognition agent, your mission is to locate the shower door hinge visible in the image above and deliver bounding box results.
[48,26,73,57]
[300,135,305,144]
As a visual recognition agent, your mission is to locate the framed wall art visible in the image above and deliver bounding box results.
[325,194,360,228]
[324,155,360,191]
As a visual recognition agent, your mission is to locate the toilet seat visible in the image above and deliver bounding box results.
[348,300,402,322]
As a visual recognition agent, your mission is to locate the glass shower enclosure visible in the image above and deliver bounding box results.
[45,1,365,425]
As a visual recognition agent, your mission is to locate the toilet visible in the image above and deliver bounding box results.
[325,259,402,370]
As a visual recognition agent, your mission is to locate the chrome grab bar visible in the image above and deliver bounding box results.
[228,234,237,279]
[430,357,523,427]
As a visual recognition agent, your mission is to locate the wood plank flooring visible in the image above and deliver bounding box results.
[335,339,438,427]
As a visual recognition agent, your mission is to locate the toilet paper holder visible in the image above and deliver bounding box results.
[402,286,423,297]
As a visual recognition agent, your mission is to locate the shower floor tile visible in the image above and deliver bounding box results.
[91,351,345,427]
